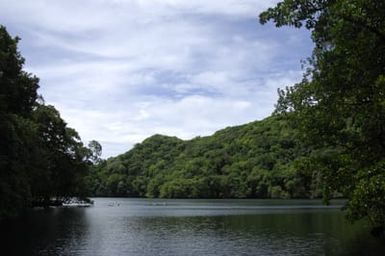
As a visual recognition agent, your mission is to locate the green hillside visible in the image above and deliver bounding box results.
[86,115,323,199]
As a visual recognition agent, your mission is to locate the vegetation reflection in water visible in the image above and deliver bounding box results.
[1,198,384,256]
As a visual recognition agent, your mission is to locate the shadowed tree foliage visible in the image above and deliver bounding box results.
[0,26,95,219]
[260,0,385,229]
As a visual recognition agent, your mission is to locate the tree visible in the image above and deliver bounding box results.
[0,25,40,217]
[260,0,385,231]
[88,140,102,164]
[0,25,92,218]
[32,104,90,200]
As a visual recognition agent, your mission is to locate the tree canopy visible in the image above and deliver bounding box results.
[260,0,385,228]
[0,26,95,219]
[86,115,325,200]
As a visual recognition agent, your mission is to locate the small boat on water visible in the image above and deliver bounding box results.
[108,201,120,207]
[62,198,94,207]
[151,202,167,206]
[62,202,93,207]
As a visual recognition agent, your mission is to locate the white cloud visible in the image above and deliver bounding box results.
[0,0,312,157]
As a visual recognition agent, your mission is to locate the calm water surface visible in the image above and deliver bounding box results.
[1,198,384,256]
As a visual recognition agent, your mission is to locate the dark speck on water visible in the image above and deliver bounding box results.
[1,198,384,256]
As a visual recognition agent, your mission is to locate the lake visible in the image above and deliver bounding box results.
[1,198,384,256]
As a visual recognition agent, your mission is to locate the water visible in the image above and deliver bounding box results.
[1,198,384,256]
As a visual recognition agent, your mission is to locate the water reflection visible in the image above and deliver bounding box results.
[1,208,88,255]
[0,198,384,256]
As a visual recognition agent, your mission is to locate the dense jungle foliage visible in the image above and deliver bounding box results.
[86,115,326,199]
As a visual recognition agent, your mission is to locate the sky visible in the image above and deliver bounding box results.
[0,0,313,158]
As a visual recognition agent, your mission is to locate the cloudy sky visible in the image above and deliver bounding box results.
[0,0,312,158]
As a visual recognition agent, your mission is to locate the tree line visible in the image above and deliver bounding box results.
[86,115,325,200]
[0,26,98,219]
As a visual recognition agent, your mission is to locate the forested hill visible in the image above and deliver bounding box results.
[86,115,324,199]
